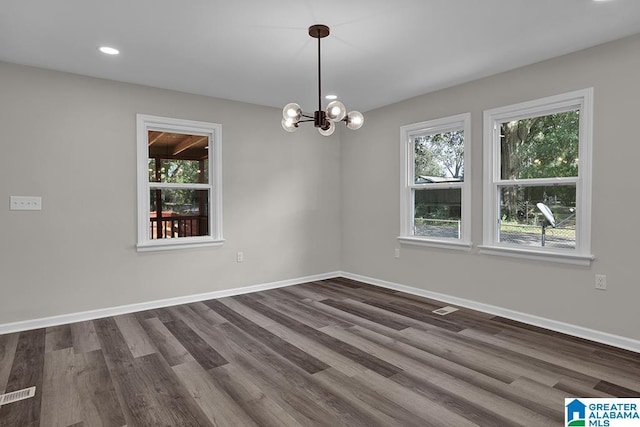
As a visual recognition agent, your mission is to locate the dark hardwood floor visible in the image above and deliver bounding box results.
[1,278,638,426]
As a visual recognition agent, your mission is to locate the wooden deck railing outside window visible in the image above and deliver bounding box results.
[149,215,208,239]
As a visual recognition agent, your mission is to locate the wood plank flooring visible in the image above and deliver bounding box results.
[1,278,639,426]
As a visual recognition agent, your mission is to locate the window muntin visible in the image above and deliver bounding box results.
[137,115,223,251]
[400,113,471,248]
[482,89,593,264]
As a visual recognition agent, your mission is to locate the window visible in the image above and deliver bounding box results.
[136,114,223,251]
[399,113,471,249]
[481,89,593,265]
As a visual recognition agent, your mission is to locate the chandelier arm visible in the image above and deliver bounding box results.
[297,119,315,123]
[300,113,314,119]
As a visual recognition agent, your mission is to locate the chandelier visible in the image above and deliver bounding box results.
[281,24,364,136]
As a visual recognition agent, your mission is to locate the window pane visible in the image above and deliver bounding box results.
[414,188,461,239]
[149,189,209,239]
[500,110,579,180]
[499,185,576,249]
[148,131,209,184]
[148,158,208,183]
[414,130,464,184]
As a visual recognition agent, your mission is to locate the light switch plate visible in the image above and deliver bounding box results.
[10,196,42,211]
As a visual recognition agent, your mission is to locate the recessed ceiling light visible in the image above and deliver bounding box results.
[325,94,337,100]
[99,46,120,55]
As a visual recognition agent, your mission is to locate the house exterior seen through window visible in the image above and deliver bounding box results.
[481,89,593,265]
[137,115,223,251]
[399,113,471,250]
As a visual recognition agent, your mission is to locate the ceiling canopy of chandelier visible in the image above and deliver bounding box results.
[282,24,364,136]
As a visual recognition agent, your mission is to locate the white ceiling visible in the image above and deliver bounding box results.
[1,0,639,112]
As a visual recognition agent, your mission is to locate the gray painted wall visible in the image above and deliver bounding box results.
[1,34,638,343]
[341,34,640,341]
[0,63,341,324]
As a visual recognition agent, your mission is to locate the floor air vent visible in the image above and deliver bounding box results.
[0,386,36,406]
[433,306,458,316]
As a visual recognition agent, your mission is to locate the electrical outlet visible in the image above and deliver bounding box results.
[595,274,607,290]
[394,248,400,259]
[237,251,244,262]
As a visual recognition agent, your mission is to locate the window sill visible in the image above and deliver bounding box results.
[477,244,594,266]
[398,236,473,251]
[137,238,225,252]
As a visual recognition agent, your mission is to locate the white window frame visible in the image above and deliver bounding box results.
[136,114,224,252]
[399,113,472,250]
[480,89,594,266]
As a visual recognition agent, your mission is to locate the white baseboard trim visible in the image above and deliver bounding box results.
[340,271,640,354]
[3,270,638,354]
[0,271,341,335]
